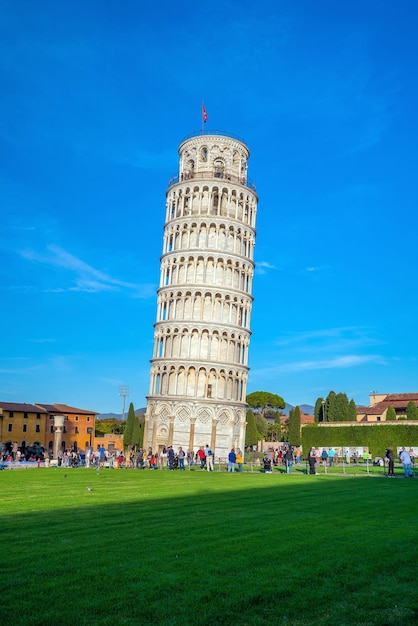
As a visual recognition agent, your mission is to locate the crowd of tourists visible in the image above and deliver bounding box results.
[261,445,301,473]
[2,442,415,477]
[53,444,243,472]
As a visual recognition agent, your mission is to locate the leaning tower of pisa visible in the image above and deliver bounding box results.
[144,131,257,460]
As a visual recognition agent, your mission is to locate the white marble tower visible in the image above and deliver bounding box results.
[144,131,257,459]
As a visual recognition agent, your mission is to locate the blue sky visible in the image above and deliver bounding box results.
[1,0,417,414]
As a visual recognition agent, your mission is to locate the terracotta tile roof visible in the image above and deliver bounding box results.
[359,403,388,415]
[0,402,46,413]
[384,393,418,402]
[280,414,315,424]
[301,414,315,424]
[36,403,98,415]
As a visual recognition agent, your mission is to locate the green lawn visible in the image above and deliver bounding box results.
[1,468,417,625]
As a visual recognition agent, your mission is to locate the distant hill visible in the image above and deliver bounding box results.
[97,408,146,420]
[282,403,314,416]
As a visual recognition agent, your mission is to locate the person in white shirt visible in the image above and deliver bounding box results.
[399,447,413,478]
[205,444,214,471]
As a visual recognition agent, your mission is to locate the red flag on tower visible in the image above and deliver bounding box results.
[202,103,208,123]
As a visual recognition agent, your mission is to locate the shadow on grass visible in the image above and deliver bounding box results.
[1,470,417,626]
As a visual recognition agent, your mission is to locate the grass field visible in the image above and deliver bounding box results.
[1,467,417,626]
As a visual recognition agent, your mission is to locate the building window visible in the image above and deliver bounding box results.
[75,416,79,421]
[87,416,90,422]
[36,413,41,419]
[214,159,224,179]
[50,426,54,433]
[63,426,67,433]
[36,425,40,433]
[75,426,79,434]
[8,424,12,432]
[207,384,213,398]
[8,411,13,417]
[23,424,27,433]
[24,412,28,419]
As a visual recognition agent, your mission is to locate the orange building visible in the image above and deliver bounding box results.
[35,403,98,452]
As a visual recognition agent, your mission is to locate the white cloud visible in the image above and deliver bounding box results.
[253,354,384,377]
[20,245,155,297]
[255,261,275,275]
[274,326,382,349]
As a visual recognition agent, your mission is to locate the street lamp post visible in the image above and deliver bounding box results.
[118,385,130,422]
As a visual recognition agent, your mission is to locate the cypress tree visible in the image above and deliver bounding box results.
[335,392,349,421]
[245,409,258,446]
[406,401,418,420]
[288,405,301,446]
[314,397,324,423]
[131,412,144,448]
[326,391,337,421]
[386,406,396,421]
[348,399,357,422]
[123,402,135,448]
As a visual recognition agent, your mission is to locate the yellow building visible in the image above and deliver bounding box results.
[0,401,98,456]
[356,393,418,422]
[0,402,47,456]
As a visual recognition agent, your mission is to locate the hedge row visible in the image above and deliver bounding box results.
[301,423,418,457]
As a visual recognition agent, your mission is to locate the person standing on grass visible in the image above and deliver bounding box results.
[235,449,243,472]
[284,446,294,474]
[308,448,316,474]
[205,444,214,471]
[399,447,413,478]
[328,448,335,467]
[178,447,186,470]
[187,449,195,467]
[228,448,236,472]
[385,446,395,476]
[99,444,106,468]
[197,446,206,469]
[168,446,175,470]
[321,448,328,473]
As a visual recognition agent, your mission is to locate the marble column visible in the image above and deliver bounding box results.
[53,415,65,461]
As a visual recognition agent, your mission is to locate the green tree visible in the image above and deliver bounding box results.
[246,391,285,416]
[386,405,396,421]
[314,397,325,423]
[348,399,357,422]
[406,401,418,421]
[245,409,258,446]
[335,392,349,421]
[325,391,337,421]
[123,403,136,448]
[255,413,269,440]
[132,412,144,448]
[274,412,284,440]
[95,418,121,436]
[288,405,301,445]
